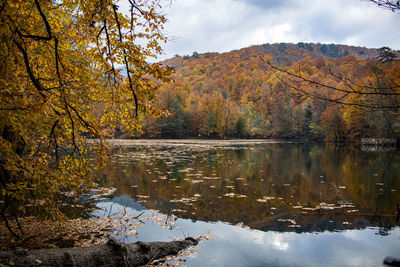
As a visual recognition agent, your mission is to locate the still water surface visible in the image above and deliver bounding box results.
[93,140,400,266]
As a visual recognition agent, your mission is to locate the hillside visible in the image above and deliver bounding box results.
[169,42,378,67]
[133,43,399,140]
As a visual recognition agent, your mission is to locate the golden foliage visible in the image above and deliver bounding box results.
[0,0,172,229]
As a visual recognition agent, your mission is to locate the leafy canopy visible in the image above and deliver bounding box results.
[0,0,172,230]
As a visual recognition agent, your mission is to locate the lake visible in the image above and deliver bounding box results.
[92,140,400,266]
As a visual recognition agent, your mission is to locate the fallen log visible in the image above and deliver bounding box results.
[0,237,198,266]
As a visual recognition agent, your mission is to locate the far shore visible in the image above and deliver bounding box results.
[94,138,313,147]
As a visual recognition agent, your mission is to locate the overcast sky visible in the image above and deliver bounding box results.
[154,0,400,60]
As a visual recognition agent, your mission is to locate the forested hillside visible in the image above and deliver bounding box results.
[132,43,399,140]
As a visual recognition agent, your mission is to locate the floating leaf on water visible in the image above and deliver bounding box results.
[256,196,275,202]
[85,187,118,200]
[340,204,355,208]
[319,203,336,210]
[172,208,186,213]
[203,176,220,180]
[170,196,199,203]
[278,219,296,224]
[347,209,359,213]
[302,207,318,211]
[223,193,247,198]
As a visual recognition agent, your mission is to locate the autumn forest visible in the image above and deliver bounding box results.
[127,43,400,141]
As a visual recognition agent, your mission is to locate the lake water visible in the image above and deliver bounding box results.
[93,140,400,266]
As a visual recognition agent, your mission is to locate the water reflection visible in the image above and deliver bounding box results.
[93,200,400,267]
[96,141,400,233]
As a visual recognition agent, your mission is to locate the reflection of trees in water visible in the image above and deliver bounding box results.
[95,143,400,233]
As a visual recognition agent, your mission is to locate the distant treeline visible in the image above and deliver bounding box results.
[118,43,400,141]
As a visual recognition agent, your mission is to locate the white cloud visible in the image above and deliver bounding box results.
[155,0,400,60]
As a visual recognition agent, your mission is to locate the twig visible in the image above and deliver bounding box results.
[146,251,159,267]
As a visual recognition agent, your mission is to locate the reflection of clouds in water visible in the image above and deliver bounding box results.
[270,233,289,251]
[94,200,400,267]
[251,231,265,245]
[251,231,289,251]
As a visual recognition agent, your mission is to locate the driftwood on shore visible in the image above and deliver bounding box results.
[0,237,198,267]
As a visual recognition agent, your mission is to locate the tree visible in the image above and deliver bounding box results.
[192,51,199,58]
[202,111,218,137]
[367,0,400,12]
[0,0,172,237]
[160,95,189,137]
[377,46,398,62]
[234,116,248,138]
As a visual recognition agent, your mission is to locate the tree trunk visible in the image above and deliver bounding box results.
[0,238,198,267]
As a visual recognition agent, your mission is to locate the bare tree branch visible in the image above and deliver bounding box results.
[264,60,400,96]
[366,0,400,12]
[112,3,139,117]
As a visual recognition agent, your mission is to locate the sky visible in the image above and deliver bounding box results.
[153,0,400,60]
